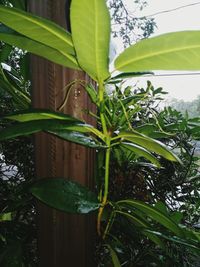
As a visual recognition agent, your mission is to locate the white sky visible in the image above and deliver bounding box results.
[119,0,200,101]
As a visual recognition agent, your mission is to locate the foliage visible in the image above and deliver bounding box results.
[100,83,200,266]
[107,0,156,46]
[1,0,200,266]
[0,1,37,266]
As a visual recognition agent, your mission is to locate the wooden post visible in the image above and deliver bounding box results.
[28,1,96,266]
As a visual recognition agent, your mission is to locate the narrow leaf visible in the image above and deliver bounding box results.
[118,200,184,237]
[121,142,161,167]
[109,71,153,81]
[85,84,97,104]
[115,31,200,72]
[144,229,200,251]
[118,131,181,163]
[105,244,121,267]
[31,178,100,214]
[71,0,110,81]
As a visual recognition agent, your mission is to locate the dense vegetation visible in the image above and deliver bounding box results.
[1,1,200,266]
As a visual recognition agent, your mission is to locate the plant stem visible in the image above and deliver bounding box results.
[97,80,111,236]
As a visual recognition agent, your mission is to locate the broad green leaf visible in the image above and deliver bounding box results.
[71,0,110,81]
[48,130,105,148]
[115,31,200,72]
[0,33,79,69]
[4,109,81,122]
[0,120,74,140]
[31,178,100,213]
[0,5,74,54]
[121,142,161,167]
[117,131,181,163]
[105,244,121,267]
[117,200,184,237]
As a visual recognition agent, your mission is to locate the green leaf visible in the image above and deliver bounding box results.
[0,5,79,69]
[85,84,97,104]
[121,142,161,167]
[4,109,81,122]
[115,31,200,72]
[143,229,200,252]
[0,118,105,148]
[118,131,181,163]
[0,5,73,53]
[0,67,30,109]
[0,212,12,221]
[0,33,79,69]
[48,130,105,148]
[105,244,121,267]
[30,178,100,214]
[109,71,153,81]
[71,0,110,81]
[117,200,184,237]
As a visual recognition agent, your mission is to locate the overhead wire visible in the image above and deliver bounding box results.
[138,1,200,18]
[140,72,200,78]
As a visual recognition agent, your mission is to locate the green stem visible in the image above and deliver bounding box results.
[98,81,107,135]
[97,80,112,236]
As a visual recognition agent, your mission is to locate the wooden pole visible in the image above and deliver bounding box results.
[28,1,96,266]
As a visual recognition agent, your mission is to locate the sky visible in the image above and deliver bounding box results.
[117,0,200,101]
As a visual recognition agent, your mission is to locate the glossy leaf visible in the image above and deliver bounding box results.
[115,31,200,72]
[48,130,105,148]
[71,0,110,81]
[4,109,81,122]
[117,200,184,237]
[0,119,105,148]
[118,131,181,163]
[31,178,100,214]
[0,33,79,69]
[121,142,161,167]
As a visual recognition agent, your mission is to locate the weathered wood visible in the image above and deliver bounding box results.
[28,1,96,266]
